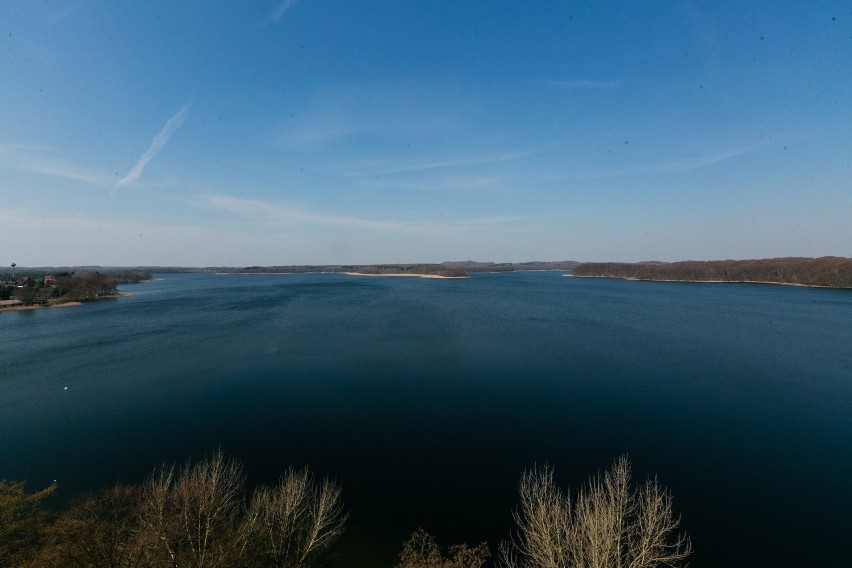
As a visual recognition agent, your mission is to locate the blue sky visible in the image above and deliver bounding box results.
[1,1,850,266]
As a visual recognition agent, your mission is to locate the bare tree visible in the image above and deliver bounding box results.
[2,456,346,568]
[499,466,571,568]
[396,529,490,568]
[139,450,245,568]
[500,456,691,568]
[240,468,347,568]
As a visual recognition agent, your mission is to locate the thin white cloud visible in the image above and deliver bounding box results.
[0,207,307,267]
[115,104,190,190]
[264,0,298,25]
[203,195,530,233]
[0,144,113,188]
[459,215,534,226]
[345,149,539,178]
[206,194,411,232]
[0,206,547,267]
[577,142,774,181]
[368,174,508,194]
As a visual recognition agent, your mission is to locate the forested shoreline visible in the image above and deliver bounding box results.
[2,262,578,279]
[7,258,852,289]
[571,257,852,288]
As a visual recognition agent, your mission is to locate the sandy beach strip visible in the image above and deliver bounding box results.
[0,293,134,313]
[344,272,467,279]
[0,301,83,312]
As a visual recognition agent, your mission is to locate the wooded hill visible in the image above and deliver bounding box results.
[571,257,852,288]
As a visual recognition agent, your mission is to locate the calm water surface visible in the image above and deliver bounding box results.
[1,272,850,566]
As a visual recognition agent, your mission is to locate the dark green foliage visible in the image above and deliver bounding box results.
[0,480,57,567]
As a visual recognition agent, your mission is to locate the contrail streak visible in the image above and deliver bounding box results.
[115,104,190,189]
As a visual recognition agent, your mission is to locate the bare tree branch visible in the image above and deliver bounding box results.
[139,450,245,568]
[240,468,347,568]
[501,456,691,568]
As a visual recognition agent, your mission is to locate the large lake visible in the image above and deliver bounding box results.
[1,272,850,566]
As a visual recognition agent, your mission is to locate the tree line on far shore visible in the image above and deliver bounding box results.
[1,453,690,568]
[572,256,852,288]
[205,261,579,277]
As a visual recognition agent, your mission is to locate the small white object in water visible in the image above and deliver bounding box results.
[64,386,68,390]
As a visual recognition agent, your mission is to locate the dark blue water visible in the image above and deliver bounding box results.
[1,272,850,566]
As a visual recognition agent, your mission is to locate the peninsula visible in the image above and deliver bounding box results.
[570,257,852,289]
[0,270,150,311]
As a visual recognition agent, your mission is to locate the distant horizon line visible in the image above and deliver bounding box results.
[2,256,850,271]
